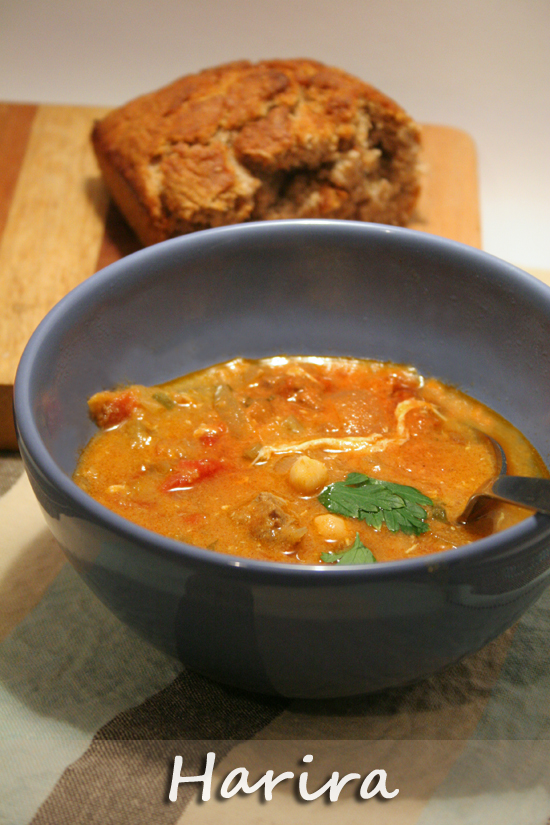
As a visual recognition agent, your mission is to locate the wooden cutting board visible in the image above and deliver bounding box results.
[0,102,481,450]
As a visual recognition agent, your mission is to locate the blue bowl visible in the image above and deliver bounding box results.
[14,220,550,698]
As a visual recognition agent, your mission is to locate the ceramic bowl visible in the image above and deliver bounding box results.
[14,220,550,698]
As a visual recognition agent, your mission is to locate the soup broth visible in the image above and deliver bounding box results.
[73,357,547,564]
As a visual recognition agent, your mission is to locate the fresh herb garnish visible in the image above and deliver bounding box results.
[320,533,376,565]
[318,473,432,536]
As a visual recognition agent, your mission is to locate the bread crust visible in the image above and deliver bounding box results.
[92,59,421,245]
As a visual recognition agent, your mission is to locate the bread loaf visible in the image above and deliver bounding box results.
[92,59,421,246]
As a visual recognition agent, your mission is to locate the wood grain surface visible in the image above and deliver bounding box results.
[0,103,481,449]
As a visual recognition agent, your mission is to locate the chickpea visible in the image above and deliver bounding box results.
[288,456,329,495]
[314,514,349,541]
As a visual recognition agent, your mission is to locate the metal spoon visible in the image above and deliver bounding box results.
[457,434,550,524]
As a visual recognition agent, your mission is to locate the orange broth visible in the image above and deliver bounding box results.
[73,356,547,564]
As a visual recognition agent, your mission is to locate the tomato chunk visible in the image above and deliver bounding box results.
[161,459,222,491]
[88,389,139,429]
[196,421,227,446]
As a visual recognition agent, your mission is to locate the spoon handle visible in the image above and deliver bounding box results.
[492,476,550,516]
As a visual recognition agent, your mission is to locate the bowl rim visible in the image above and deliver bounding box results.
[14,219,550,581]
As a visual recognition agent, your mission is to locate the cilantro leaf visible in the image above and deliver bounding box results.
[320,534,376,565]
[318,473,432,536]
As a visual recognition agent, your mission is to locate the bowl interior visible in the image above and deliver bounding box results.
[17,220,550,481]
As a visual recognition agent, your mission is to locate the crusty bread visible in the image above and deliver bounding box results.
[92,59,421,246]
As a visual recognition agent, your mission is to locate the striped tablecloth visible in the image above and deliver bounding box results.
[1,455,550,825]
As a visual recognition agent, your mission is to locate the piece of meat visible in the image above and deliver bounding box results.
[231,492,306,545]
